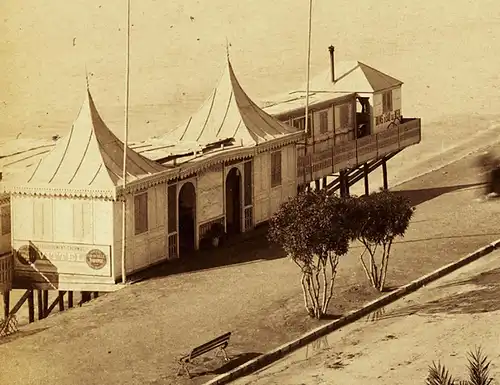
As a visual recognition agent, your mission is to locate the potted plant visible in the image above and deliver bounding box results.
[208,222,225,248]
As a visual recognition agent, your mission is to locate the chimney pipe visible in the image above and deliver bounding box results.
[328,45,335,83]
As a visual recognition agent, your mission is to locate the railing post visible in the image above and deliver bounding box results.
[382,159,388,190]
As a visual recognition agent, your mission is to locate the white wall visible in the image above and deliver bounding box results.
[373,86,402,133]
[113,182,167,279]
[254,144,297,224]
[10,194,115,289]
[197,166,224,224]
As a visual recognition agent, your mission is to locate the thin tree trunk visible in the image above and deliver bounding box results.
[380,241,392,291]
[322,254,339,314]
[312,268,322,318]
[300,271,310,314]
[359,247,376,288]
[377,243,387,291]
[321,257,328,314]
[306,272,320,318]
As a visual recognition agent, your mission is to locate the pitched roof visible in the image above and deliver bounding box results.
[148,57,301,156]
[3,88,166,198]
[308,61,403,93]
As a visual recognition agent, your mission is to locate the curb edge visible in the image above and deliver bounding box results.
[204,239,500,384]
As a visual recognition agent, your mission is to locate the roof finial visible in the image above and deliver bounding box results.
[85,63,90,90]
[225,36,230,59]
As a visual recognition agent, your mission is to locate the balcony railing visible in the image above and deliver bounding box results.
[298,118,421,182]
[0,252,13,292]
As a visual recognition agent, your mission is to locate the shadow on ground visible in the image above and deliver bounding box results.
[133,182,485,283]
[392,182,485,206]
[366,267,500,322]
[0,326,50,346]
[131,224,286,282]
[187,352,262,378]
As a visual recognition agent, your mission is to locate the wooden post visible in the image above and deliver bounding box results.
[68,291,74,308]
[43,290,49,318]
[315,180,320,191]
[364,163,369,196]
[37,290,43,320]
[382,158,388,190]
[322,177,327,190]
[93,292,99,299]
[58,291,65,312]
[28,290,35,323]
[3,290,10,319]
[345,171,350,197]
[339,172,345,197]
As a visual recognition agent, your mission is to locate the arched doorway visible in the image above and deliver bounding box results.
[178,182,196,256]
[225,168,242,235]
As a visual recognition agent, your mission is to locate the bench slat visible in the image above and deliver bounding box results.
[181,332,231,363]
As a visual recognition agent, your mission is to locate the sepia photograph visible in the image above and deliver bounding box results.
[1,0,500,384]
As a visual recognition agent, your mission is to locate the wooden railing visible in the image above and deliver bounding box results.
[298,118,421,182]
[0,252,13,292]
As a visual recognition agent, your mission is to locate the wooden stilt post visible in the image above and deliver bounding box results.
[58,291,65,312]
[37,290,43,320]
[382,158,388,190]
[3,290,10,319]
[43,290,49,318]
[68,291,74,308]
[93,292,99,299]
[315,180,320,191]
[28,290,35,323]
[339,172,345,197]
[364,163,369,196]
[322,177,327,190]
[345,171,350,197]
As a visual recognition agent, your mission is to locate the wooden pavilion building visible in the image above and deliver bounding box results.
[0,49,421,324]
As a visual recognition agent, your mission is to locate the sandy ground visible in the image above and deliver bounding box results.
[2,1,500,384]
[1,143,500,385]
[233,248,500,385]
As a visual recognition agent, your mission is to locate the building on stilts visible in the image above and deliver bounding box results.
[0,48,421,327]
[263,45,421,196]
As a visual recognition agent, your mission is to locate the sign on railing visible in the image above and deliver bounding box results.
[297,118,421,183]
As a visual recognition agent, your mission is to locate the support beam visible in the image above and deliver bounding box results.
[43,290,49,318]
[339,171,345,197]
[382,158,388,190]
[3,290,10,319]
[47,291,67,317]
[37,290,43,320]
[68,291,74,308]
[28,290,35,323]
[322,177,327,190]
[58,291,65,312]
[364,163,369,196]
[10,289,30,316]
[315,180,320,191]
[93,292,99,299]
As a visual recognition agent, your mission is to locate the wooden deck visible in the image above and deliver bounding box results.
[298,118,421,183]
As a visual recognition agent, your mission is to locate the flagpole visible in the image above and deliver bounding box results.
[121,0,131,284]
[303,0,313,188]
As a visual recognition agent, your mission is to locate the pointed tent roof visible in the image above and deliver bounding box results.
[158,57,302,151]
[4,88,166,198]
[308,61,403,93]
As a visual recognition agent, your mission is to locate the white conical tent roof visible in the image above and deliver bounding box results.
[164,57,301,148]
[5,88,166,198]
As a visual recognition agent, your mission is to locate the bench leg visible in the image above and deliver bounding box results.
[215,347,230,362]
[177,361,192,378]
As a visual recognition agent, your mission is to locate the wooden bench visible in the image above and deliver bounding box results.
[177,332,232,377]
